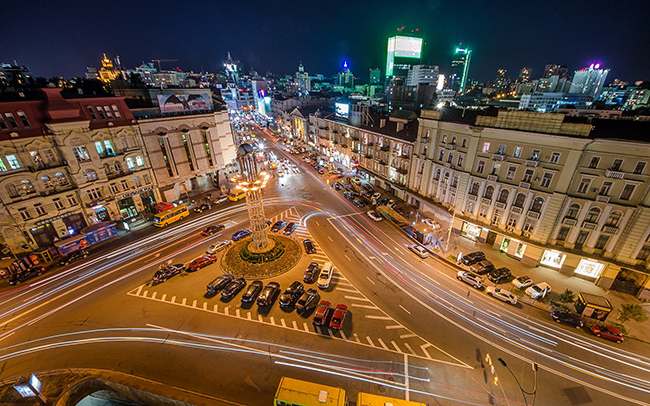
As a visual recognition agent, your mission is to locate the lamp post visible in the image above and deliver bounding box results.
[497,358,538,406]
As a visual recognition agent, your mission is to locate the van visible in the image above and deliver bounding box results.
[317,262,334,289]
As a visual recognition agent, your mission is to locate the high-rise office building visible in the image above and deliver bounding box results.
[337,61,354,88]
[370,68,382,85]
[569,63,609,98]
[449,46,472,94]
[406,65,439,86]
[543,64,569,79]
[517,67,531,84]
[385,34,423,81]
[295,62,310,93]
[493,69,508,90]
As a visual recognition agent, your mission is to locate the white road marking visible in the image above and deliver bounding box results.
[281,319,286,327]
[400,333,417,339]
[270,316,275,325]
[247,312,252,320]
[336,288,359,293]
[192,299,197,308]
[345,295,370,301]
[420,272,441,285]
[292,320,298,329]
[420,343,433,359]
[392,341,403,353]
[340,330,347,340]
[386,325,405,330]
[236,308,241,317]
[366,277,376,285]
[344,254,351,261]
[181,298,187,306]
[365,315,393,320]
[213,304,218,312]
[171,296,176,303]
[366,336,375,347]
[353,333,360,343]
[135,285,144,296]
[161,294,167,301]
[399,305,411,315]
[258,315,263,322]
[203,302,208,311]
[350,304,379,310]
[404,353,410,400]
[143,290,149,297]
[378,338,389,350]
[303,323,310,332]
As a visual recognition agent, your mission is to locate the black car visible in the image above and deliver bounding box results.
[470,260,495,275]
[333,183,342,191]
[551,310,584,328]
[487,267,512,284]
[362,183,374,191]
[303,239,316,254]
[193,203,212,213]
[353,199,366,208]
[201,224,225,236]
[279,281,305,307]
[343,192,355,200]
[257,282,281,306]
[221,277,247,300]
[303,262,320,283]
[378,197,389,206]
[241,280,264,304]
[152,263,186,284]
[460,251,486,266]
[8,266,45,285]
[58,249,89,266]
[206,273,234,296]
[283,222,297,235]
[271,220,287,232]
[295,288,320,312]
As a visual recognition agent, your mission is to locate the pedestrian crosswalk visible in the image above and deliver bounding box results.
[127,206,470,368]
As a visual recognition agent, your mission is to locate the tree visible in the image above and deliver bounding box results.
[558,288,575,303]
[617,303,649,324]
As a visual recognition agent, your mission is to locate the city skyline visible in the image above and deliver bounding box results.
[2,0,649,83]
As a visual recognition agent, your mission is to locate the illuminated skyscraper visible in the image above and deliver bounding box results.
[493,69,508,90]
[517,67,531,84]
[295,62,310,93]
[449,46,472,94]
[569,64,609,98]
[337,61,354,88]
[385,33,423,81]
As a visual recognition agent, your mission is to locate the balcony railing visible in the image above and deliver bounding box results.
[519,181,531,189]
[525,160,539,167]
[396,167,408,174]
[492,154,505,161]
[511,206,523,214]
[581,221,598,230]
[562,218,578,226]
[605,170,625,179]
[602,225,619,234]
[380,145,390,152]
[596,195,610,203]
[420,138,430,143]
[527,210,541,219]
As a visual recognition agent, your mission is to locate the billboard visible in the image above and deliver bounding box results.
[390,36,423,59]
[335,103,349,119]
[158,94,212,113]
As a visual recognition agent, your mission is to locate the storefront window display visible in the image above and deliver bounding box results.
[575,259,605,278]
[461,222,481,241]
[541,249,566,269]
[500,238,527,258]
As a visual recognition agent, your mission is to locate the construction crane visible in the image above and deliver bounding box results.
[151,59,178,71]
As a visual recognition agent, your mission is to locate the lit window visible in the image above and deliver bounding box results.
[136,156,144,167]
[513,146,522,158]
[103,106,113,119]
[6,155,21,169]
[482,142,490,153]
[126,157,135,169]
[112,105,122,118]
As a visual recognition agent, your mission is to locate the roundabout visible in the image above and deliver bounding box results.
[220,235,301,279]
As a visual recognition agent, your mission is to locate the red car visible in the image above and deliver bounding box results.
[188,255,217,271]
[590,325,624,343]
[329,304,348,331]
[312,300,331,326]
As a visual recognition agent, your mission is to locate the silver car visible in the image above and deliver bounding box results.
[456,271,483,289]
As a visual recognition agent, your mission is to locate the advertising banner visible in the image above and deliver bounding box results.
[158,94,211,113]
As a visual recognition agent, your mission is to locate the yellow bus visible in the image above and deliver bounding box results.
[356,393,427,406]
[229,190,245,201]
[274,377,347,406]
[153,205,189,227]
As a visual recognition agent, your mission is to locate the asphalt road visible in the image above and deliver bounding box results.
[0,130,649,406]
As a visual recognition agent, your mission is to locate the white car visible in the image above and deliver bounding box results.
[409,245,429,259]
[371,192,381,201]
[317,262,334,289]
[486,287,518,305]
[214,196,228,205]
[367,211,383,222]
[525,282,551,300]
[206,240,232,254]
[422,218,438,229]
[456,271,483,289]
[387,199,395,207]
[512,275,533,289]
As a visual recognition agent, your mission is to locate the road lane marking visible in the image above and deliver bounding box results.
[150,292,157,299]
[303,323,309,332]
[328,236,333,242]
[400,333,417,339]
[270,316,275,325]
[236,308,241,317]
[365,315,393,320]
[351,304,379,310]
[292,320,298,329]
[340,330,347,340]
[353,333,360,343]
[258,315,263,322]
[171,296,176,303]
[281,319,286,327]
[420,344,433,359]
[366,277,376,285]
[378,338,389,350]
[143,290,149,297]
[345,295,370,301]
[386,325,404,330]
[399,305,411,315]
[192,300,197,308]
[450,290,473,304]
[213,304,218,312]
[136,285,143,296]
[344,255,351,261]
[366,336,375,347]
[247,312,252,320]
[420,272,441,285]
[336,288,359,293]
[392,341,403,353]
[181,298,186,306]
[404,343,416,356]
[203,302,208,311]
[161,294,167,301]
[224,307,229,315]
[404,353,410,401]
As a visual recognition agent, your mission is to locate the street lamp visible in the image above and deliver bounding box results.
[497,358,538,406]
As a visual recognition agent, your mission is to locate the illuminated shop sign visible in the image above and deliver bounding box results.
[540,249,566,269]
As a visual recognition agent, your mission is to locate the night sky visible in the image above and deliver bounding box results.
[2,0,649,84]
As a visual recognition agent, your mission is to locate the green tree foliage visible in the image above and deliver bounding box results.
[617,303,649,324]
[558,288,575,303]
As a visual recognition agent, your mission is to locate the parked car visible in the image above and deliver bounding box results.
[366,211,383,222]
[456,271,483,289]
[7,266,45,285]
[303,262,320,283]
[312,300,332,326]
[151,263,186,284]
[188,255,217,271]
[206,273,234,296]
[329,304,348,331]
[362,183,374,192]
[333,183,342,191]
[409,245,429,259]
[512,275,533,289]
[193,203,211,213]
[460,251,486,266]
[318,167,325,174]
[422,218,437,228]
[303,239,316,254]
[213,196,228,205]
[487,267,512,284]
[486,287,518,305]
[470,260,495,275]
[318,262,334,289]
[295,288,320,312]
[591,325,624,343]
[221,277,247,300]
[58,249,89,266]
[371,192,381,201]
[201,224,225,236]
[392,205,406,215]
[551,310,584,328]
[241,280,264,304]
[378,197,389,206]
[387,199,395,207]
[257,282,281,306]
[271,220,287,232]
[283,222,297,235]
[353,199,366,208]
[206,240,232,254]
[343,191,358,200]
[279,281,305,307]
[525,282,551,300]
[232,229,252,241]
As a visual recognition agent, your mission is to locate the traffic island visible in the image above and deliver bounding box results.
[221,235,301,278]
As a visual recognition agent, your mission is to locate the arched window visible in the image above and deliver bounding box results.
[21,179,35,194]
[55,172,69,186]
[443,172,449,184]
[483,185,494,200]
[566,203,580,219]
[452,175,459,187]
[6,184,18,197]
[530,197,544,212]
[135,156,144,167]
[513,193,527,208]
[469,182,480,195]
[451,136,457,145]
[606,211,622,227]
[586,207,601,223]
[497,189,509,203]
[83,169,98,182]
[103,163,112,175]
[126,157,135,170]
[114,162,122,173]
[41,175,53,188]
[434,168,441,180]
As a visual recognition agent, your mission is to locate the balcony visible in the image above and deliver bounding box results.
[562,218,578,226]
[488,175,498,182]
[340,144,348,149]
[446,143,456,150]
[367,142,374,146]
[525,160,539,167]
[519,181,531,189]
[602,225,619,235]
[378,160,388,166]
[380,145,390,152]
[495,201,507,209]
[467,194,477,201]
[492,154,505,161]
[364,154,373,159]
[481,197,492,205]
[420,138,430,143]
[511,206,523,214]
[605,170,625,179]
[596,195,610,203]
[527,210,540,219]
[351,136,360,141]
[401,153,411,159]
[581,221,598,230]
[396,167,408,175]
